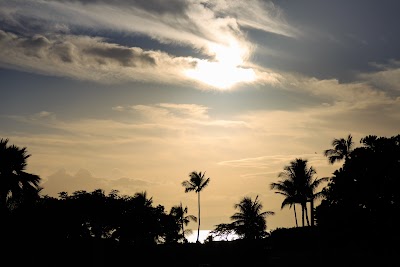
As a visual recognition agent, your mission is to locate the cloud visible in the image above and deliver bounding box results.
[41,168,154,197]
[208,0,299,38]
[0,0,298,89]
[0,30,194,84]
[358,60,400,92]
[218,154,324,169]
[0,0,296,41]
[112,103,246,128]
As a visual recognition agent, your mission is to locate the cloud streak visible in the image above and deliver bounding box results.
[0,30,196,84]
[0,0,298,88]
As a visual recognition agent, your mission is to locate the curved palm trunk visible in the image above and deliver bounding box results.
[293,204,298,227]
[197,192,200,243]
[303,203,310,226]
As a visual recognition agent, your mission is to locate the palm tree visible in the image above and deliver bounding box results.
[169,202,197,243]
[0,138,41,214]
[324,134,354,164]
[133,191,153,208]
[270,179,299,227]
[181,171,210,243]
[230,195,274,240]
[304,174,329,227]
[273,158,326,227]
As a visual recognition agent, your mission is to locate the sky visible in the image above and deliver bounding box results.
[1,0,400,232]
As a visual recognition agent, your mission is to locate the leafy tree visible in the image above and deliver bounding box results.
[209,223,236,241]
[316,134,400,229]
[324,134,354,164]
[181,171,210,243]
[169,202,197,243]
[116,191,162,245]
[0,138,41,215]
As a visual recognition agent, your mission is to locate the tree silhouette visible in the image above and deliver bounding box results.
[181,171,210,243]
[209,223,236,241]
[317,134,400,229]
[0,138,41,215]
[230,195,274,240]
[270,178,300,227]
[272,158,325,226]
[170,202,197,243]
[133,191,153,208]
[324,134,354,164]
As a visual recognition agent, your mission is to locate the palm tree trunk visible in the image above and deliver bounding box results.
[293,204,298,227]
[304,204,310,226]
[301,204,305,226]
[310,199,314,227]
[197,192,200,243]
[181,218,185,241]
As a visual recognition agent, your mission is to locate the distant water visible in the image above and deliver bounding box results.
[186,230,238,243]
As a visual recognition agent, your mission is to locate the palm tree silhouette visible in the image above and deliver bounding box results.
[273,158,325,226]
[230,195,274,240]
[134,191,153,207]
[270,179,300,227]
[303,172,328,227]
[170,202,197,243]
[0,138,41,214]
[324,134,354,164]
[181,171,210,243]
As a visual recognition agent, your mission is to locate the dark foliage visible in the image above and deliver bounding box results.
[2,136,400,266]
[316,134,400,230]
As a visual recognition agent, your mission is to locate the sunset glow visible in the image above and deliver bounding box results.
[185,42,256,89]
[1,0,400,233]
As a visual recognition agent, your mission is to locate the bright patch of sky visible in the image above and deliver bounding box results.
[186,230,239,243]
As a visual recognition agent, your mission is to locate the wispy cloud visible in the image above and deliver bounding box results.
[218,154,325,169]
[0,30,195,84]
[358,60,400,92]
[0,0,297,88]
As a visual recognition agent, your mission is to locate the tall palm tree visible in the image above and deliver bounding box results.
[273,158,326,227]
[170,202,197,243]
[230,195,274,240]
[324,134,354,164]
[304,174,329,227]
[181,171,210,243]
[0,138,41,214]
[270,179,299,227]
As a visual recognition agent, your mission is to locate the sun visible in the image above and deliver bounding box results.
[185,42,256,89]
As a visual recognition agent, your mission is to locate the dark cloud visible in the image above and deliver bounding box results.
[19,35,51,57]
[50,42,75,63]
[55,0,190,15]
[253,0,400,82]
[0,30,156,67]
[85,46,156,67]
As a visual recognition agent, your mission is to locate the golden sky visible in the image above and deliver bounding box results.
[1,0,400,230]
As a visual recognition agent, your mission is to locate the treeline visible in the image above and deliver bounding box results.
[316,134,400,230]
[1,134,400,266]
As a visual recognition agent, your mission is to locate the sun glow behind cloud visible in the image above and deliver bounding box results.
[185,42,256,89]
